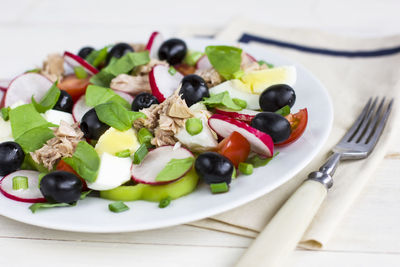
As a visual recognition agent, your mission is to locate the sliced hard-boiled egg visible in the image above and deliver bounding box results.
[240,66,296,94]
[95,127,140,156]
[0,117,13,143]
[87,152,132,191]
[43,109,74,126]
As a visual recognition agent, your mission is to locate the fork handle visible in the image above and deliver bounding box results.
[235,179,327,267]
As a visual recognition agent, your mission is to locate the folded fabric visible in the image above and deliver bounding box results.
[186,18,400,249]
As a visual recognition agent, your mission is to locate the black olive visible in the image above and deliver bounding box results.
[40,171,82,203]
[179,74,209,106]
[0,142,25,176]
[158,38,187,65]
[251,112,291,143]
[131,93,159,111]
[259,84,296,112]
[53,90,73,113]
[80,108,110,140]
[195,152,234,185]
[78,46,95,59]
[106,43,134,65]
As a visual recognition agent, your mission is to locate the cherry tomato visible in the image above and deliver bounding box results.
[217,131,250,168]
[57,75,91,102]
[56,160,88,190]
[277,108,308,146]
[174,64,196,76]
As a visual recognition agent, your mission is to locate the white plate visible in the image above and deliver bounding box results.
[0,38,333,233]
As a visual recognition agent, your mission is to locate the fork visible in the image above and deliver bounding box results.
[236,97,394,267]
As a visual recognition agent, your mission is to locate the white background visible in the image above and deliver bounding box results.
[1,0,400,266]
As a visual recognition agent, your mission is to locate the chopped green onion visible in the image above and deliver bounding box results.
[232,167,237,179]
[238,162,253,175]
[133,144,148,164]
[138,128,153,147]
[108,201,129,213]
[12,176,28,190]
[275,105,290,116]
[183,51,204,66]
[210,182,229,194]
[25,68,41,73]
[168,66,177,75]
[246,152,279,168]
[185,118,203,136]
[232,98,247,109]
[1,107,10,121]
[159,196,172,208]
[115,149,131,158]
[74,66,88,79]
[232,69,245,79]
[258,60,274,68]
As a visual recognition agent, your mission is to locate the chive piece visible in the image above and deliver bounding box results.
[74,66,88,79]
[210,182,229,194]
[232,98,247,109]
[238,162,253,175]
[168,66,177,75]
[25,68,41,73]
[232,69,245,79]
[159,196,172,208]
[12,176,28,190]
[133,144,148,164]
[231,167,237,179]
[108,201,129,213]
[185,118,203,136]
[1,107,10,121]
[115,149,131,158]
[183,51,204,66]
[275,105,290,116]
[138,128,153,147]
[258,60,274,68]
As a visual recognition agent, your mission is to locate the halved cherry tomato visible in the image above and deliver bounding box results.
[56,159,88,190]
[277,108,308,146]
[174,64,196,76]
[217,131,250,168]
[58,74,91,102]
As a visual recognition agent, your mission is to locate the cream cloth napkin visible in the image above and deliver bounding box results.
[186,19,400,249]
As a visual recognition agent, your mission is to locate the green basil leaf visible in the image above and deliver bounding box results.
[15,126,55,152]
[205,46,242,80]
[202,91,242,111]
[275,105,290,116]
[86,46,109,67]
[31,81,61,113]
[155,157,195,182]
[85,85,129,109]
[246,152,279,168]
[80,190,93,200]
[63,141,100,183]
[29,202,76,213]
[95,102,145,131]
[90,51,150,87]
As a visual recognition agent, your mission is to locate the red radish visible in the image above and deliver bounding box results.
[4,73,53,108]
[131,146,194,185]
[215,108,259,123]
[196,53,257,70]
[114,90,134,104]
[0,91,3,105]
[149,65,184,102]
[72,95,91,122]
[63,51,98,75]
[208,114,273,157]
[145,31,164,59]
[0,79,10,91]
[0,170,46,203]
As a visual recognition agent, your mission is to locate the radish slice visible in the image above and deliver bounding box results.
[4,73,53,108]
[149,65,184,103]
[208,114,273,157]
[0,79,10,91]
[114,90,134,105]
[196,53,257,70]
[215,108,259,123]
[72,95,91,122]
[63,51,99,75]
[145,31,164,59]
[131,146,194,185]
[0,170,46,203]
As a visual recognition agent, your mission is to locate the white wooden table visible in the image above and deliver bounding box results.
[1,1,400,266]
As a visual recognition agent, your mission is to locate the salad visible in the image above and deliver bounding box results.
[0,31,308,213]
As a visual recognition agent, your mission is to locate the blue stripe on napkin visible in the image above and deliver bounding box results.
[239,33,400,57]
